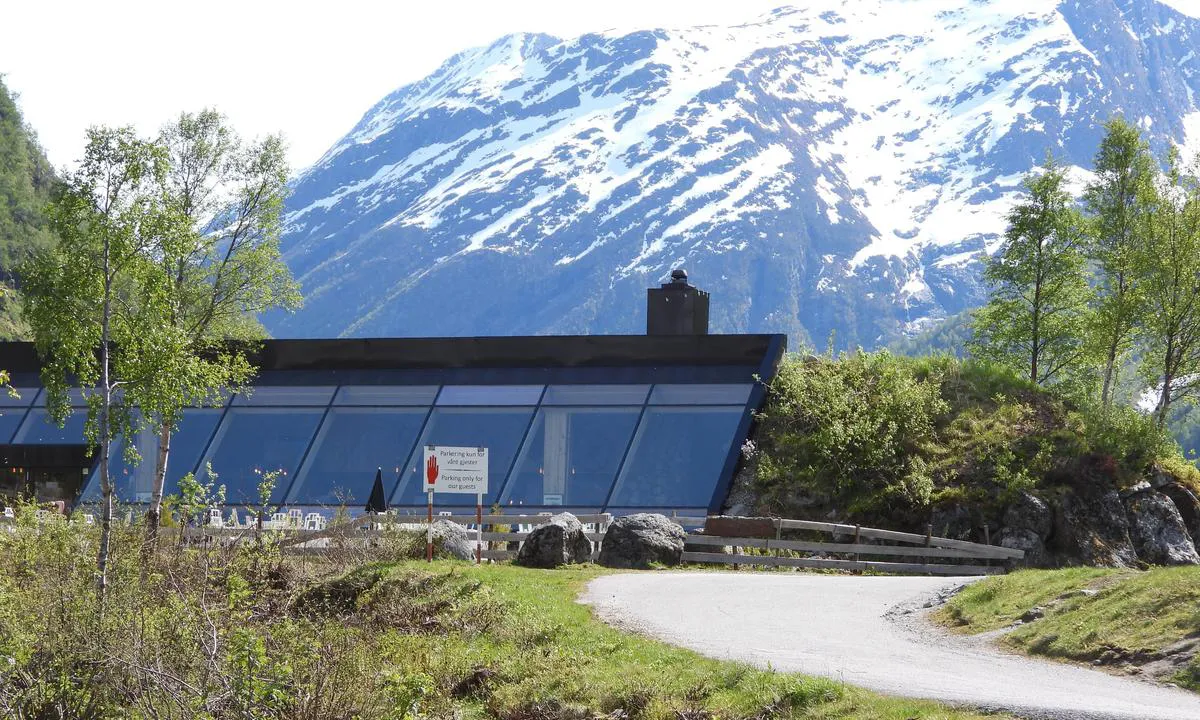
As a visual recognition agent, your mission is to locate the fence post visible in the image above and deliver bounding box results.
[983,525,991,568]
[924,524,933,571]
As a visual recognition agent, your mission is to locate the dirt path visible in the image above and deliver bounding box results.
[580,572,1200,720]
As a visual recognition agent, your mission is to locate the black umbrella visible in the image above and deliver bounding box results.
[364,467,388,514]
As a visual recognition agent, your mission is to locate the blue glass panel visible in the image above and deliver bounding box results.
[13,409,89,444]
[391,407,534,506]
[286,408,427,506]
[233,387,335,406]
[607,406,744,508]
[32,388,90,406]
[0,388,37,407]
[540,385,649,406]
[649,384,753,405]
[436,385,543,406]
[0,408,29,443]
[334,386,438,406]
[198,409,324,505]
[501,408,640,508]
[83,410,223,502]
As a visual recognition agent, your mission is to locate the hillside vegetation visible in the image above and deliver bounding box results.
[938,567,1200,691]
[0,76,56,339]
[739,351,1199,563]
[0,512,1005,720]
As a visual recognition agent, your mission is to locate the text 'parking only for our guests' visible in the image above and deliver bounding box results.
[423,445,489,494]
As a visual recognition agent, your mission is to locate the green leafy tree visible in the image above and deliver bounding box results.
[134,109,299,549]
[0,76,58,338]
[1083,117,1157,406]
[971,158,1091,386]
[1137,148,1200,427]
[19,127,176,595]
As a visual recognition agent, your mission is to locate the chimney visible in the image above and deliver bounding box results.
[646,268,709,335]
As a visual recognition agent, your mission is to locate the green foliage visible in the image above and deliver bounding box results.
[753,351,948,515]
[970,156,1092,386]
[752,352,1190,523]
[1083,117,1157,406]
[0,77,57,339]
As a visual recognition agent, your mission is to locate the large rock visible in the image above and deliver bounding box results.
[516,513,593,568]
[598,513,688,569]
[998,527,1045,567]
[1053,488,1138,568]
[1158,482,1200,548]
[1003,491,1053,538]
[431,519,476,561]
[930,504,974,541]
[1124,490,1200,566]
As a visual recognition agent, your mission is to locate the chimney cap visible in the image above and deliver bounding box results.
[670,268,688,283]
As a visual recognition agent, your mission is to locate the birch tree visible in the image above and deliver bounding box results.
[970,158,1091,386]
[20,127,175,595]
[134,110,299,549]
[1138,148,1200,427]
[1083,117,1157,406]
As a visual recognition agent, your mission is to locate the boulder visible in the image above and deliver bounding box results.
[599,513,688,569]
[1158,482,1200,547]
[930,503,974,541]
[431,519,476,561]
[1053,488,1138,568]
[516,513,593,568]
[1003,491,1052,539]
[1124,490,1200,566]
[998,527,1045,567]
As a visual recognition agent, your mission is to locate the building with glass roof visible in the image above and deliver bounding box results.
[0,275,785,518]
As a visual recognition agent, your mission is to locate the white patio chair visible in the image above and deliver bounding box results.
[83,514,95,525]
[2,507,13,519]
[288,508,303,528]
[207,508,224,528]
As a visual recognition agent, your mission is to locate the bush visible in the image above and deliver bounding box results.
[753,351,948,515]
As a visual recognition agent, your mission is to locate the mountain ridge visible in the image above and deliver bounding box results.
[268,0,1200,349]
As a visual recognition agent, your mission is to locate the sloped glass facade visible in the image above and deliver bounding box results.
[2,334,785,516]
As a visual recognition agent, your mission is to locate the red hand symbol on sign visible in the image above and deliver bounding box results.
[426,455,439,486]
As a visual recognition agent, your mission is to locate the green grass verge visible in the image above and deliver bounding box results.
[358,561,1004,720]
[936,567,1200,691]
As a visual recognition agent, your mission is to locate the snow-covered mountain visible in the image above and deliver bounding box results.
[269,0,1200,348]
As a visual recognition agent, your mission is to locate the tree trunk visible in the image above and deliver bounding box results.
[1155,338,1176,428]
[1100,334,1119,407]
[143,419,172,553]
[97,241,113,601]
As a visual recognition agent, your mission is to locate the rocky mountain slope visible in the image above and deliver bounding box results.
[269,0,1200,348]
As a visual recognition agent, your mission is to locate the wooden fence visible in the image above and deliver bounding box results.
[681,517,1023,575]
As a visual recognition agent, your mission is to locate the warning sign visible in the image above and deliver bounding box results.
[423,445,488,494]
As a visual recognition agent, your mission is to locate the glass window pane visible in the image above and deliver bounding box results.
[33,388,90,407]
[608,406,744,508]
[286,408,427,506]
[83,410,223,503]
[649,384,753,405]
[501,407,640,508]
[540,385,650,406]
[334,386,439,406]
[0,388,37,407]
[198,409,324,505]
[233,387,335,406]
[13,409,89,444]
[391,407,534,506]
[436,385,543,406]
[0,409,29,443]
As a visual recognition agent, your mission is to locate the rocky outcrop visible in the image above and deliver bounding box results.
[1124,490,1200,566]
[1053,489,1138,568]
[431,519,476,561]
[1157,482,1200,548]
[516,513,593,568]
[998,491,1053,566]
[930,504,974,541]
[598,513,688,569]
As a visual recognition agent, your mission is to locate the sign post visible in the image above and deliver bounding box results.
[422,445,489,563]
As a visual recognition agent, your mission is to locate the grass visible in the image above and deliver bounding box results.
[341,561,1008,720]
[936,567,1200,691]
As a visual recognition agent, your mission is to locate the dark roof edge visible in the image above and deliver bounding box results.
[0,334,786,374]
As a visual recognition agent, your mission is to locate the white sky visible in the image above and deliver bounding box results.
[1,0,782,174]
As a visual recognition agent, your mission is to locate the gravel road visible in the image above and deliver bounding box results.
[580,572,1200,720]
